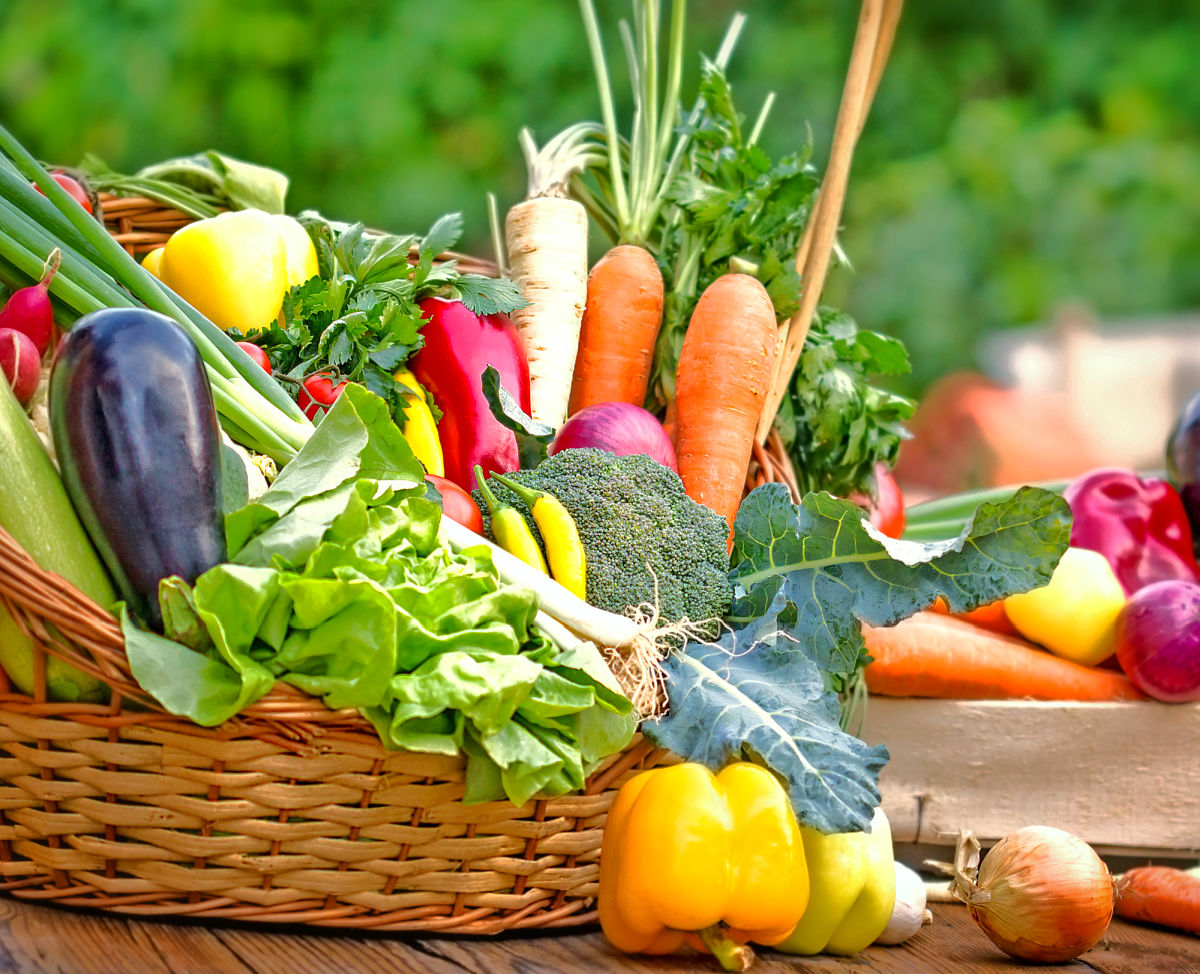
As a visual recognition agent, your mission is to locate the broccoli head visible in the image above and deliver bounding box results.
[473,448,732,625]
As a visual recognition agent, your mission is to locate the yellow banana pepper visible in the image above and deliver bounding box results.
[599,763,810,971]
[491,474,586,598]
[475,467,547,574]
[775,806,896,956]
[393,368,444,476]
[156,209,318,332]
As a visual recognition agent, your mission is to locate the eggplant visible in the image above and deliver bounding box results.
[50,307,226,629]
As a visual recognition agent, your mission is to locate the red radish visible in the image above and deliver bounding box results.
[236,341,272,375]
[34,172,93,213]
[297,372,347,421]
[0,248,60,356]
[0,328,41,406]
[550,401,678,472]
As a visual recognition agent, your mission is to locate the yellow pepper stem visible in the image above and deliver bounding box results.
[698,925,755,972]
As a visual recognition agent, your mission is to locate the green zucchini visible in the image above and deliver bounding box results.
[0,376,114,701]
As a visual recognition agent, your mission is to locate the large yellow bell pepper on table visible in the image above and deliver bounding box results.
[599,762,898,969]
[599,762,810,971]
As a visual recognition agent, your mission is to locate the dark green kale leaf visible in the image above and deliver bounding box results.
[728,483,1072,685]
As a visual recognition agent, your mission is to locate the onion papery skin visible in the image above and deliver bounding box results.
[967,827,1113,963]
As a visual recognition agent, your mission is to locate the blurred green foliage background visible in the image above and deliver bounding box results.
[1,0,1196,393]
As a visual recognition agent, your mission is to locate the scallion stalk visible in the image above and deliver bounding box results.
[0,124,312,464]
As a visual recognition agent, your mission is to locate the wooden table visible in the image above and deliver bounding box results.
[0,895,1196,973]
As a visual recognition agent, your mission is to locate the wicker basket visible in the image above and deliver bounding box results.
[0,0,898,932]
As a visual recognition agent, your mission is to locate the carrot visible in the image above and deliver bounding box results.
[1117,867,1200,935]
[673,273,777,533]
[863,611,1146,702]
[568,245,664,416]
[930,595,1018,636]
[505,126,594,426]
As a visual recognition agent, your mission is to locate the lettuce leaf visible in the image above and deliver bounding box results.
[124,385,631,806]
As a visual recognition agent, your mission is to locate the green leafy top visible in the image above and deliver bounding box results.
[239,212,524,423]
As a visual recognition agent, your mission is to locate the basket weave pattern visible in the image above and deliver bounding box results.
[0,518,672,932]
[0,195,687,932]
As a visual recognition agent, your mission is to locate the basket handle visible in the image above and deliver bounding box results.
[755,0,903,444]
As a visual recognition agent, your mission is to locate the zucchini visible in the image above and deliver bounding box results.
[0,376,114,701]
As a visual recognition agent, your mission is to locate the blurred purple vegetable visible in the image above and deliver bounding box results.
[1115,579,1200,702]
[550,401,677,472]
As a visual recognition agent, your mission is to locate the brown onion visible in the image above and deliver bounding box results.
[949,826,1114,963]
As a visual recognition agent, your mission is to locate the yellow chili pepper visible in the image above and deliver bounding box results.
[775,806,896,956]
[156,209,318,331]
[393,368,444,477]
[599,762,810,971]
[491,473,586,599]
[1004,546,1126,666]
[475,466,547,574]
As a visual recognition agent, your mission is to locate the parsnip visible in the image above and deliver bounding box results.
[505,126,599,427]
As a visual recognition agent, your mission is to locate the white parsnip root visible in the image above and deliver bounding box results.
[504,126,599,427]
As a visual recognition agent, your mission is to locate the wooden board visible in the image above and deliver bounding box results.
[0,893,1195,973]
[862,698,1200,859]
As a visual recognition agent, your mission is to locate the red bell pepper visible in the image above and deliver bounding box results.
[1063,467,1200,595]
[409,297,531,491]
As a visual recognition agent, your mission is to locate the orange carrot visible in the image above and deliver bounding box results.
[568,245,664,416]
[673,274,778,533]
[1117,867,1200,935]
[930,596,1019,636]
[863,611,1146,702]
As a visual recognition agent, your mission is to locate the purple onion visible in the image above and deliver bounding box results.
[550,401,677,472]
[1115,579,1200,702]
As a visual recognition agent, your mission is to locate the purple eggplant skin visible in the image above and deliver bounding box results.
[49,307,226,630]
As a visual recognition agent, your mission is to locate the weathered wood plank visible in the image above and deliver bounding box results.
[862,699,1200,858]
[0,894,1194,972]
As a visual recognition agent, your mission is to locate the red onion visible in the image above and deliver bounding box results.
[1114,579,1200,702]
[551,401,677,472]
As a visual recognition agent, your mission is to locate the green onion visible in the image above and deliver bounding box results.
[0,124,312,464]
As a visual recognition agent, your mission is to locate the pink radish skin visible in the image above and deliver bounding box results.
[0,328,41,406]
[0,249,60,356]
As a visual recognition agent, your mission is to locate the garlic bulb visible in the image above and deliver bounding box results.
[950,826,1114,963]
[876,861,933,945]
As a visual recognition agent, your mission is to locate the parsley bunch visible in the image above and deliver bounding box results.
[239,212,523,421]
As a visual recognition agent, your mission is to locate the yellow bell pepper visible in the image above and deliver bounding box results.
[393,368,444,476]
[775,806,896,956]
[156,209,318,332]
[599,763,810,971]
[1004,546,1126,666]
[141,246,165,278]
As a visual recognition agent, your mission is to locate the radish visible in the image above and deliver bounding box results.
[0,328,41,406]
[0,248,60,356]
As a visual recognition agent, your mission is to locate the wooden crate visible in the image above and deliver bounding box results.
[861,698,1200,861]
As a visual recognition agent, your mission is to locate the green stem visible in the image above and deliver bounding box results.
[579,0,629,230]
[697,926,754,973]
[748,92,776,147]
